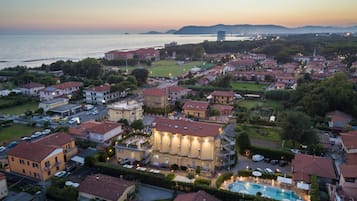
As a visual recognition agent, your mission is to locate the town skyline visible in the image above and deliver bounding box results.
[1,0,357,33]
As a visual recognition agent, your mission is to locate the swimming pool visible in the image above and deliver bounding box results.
[228,181,302,201]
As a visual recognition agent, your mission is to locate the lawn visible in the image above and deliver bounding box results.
[240,125,282,143]
[237,99,284,111]
[231,81,269,93]
[0,102,38,115]
[148,60,204,77]
[0,123,41,144]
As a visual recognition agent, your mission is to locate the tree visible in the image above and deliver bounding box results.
[130,119,144,130]
[107,75,124,84]
[209,107,220,116]
[279,111,317,147]
[310,175,320,201]
[236,131,251,154]
[131,68,149,86]
[118,118,129,126]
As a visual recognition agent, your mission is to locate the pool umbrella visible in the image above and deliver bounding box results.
[252,171,262,177]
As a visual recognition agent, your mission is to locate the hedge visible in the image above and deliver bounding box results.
[250,146,294,161]
[216,172,233,188]
[94,162,276,201]
[194,177,211,186]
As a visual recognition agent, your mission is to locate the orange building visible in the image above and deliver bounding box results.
[34,132,78,162]
[209,91,236,105]
[182,100,209,119]
[7,142,65,181]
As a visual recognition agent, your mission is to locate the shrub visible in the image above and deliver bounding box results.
[180,166,187,171]
[237,170,252,177]
[195,166,201,175]
[167,173,175,181]
[250,146,294,161]
[187,173,195,179]
[216,172,233,188]
[194,177,211,186]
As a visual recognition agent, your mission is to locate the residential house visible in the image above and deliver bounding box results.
[39,81,82,101]
[232,71,272,82]
[260,59,278,69]
[327,111,352,132]
[211,104,233,116]
[38,98,69,112]
[228,59,256,70]
[291,154,336,184]
[0,173,8,200]
[87,122,123,144]
[209,91,236,105]
[104,48,160,61]
[34,132,78,162]
[69,121,101,140]
[174,190,221,201]
[275,75,296,89]
[78,174,135,201]
[108,100,143,124]
[165,86,191,103]
[104,50,134,60]
[84,85,120,105]
[7,142,65,181]
[151,117,223,172]
[182,100,209,119]
[338,164,357,200]
[142,88,168,109]
[20,82,45,96]
[282,63,299,74]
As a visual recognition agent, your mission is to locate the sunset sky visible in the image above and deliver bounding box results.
[0,0,356,33]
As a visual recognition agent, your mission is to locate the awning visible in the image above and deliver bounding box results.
[277,176,292,184]
[297,182,310,190]
[71,156,84,165]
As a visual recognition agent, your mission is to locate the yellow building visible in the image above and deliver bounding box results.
[150,117,223,172]
[34,132,78,162]
[108,100,143,124]
[209,91,236,105]
[143,88,168,109]
[78,174,135,201]
[182,100,209,119]
[7,142,66,181]
[38,98,69,112]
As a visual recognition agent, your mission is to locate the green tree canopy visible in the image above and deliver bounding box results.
[131,68,149,86]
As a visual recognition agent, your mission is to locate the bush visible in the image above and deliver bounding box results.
[237,170,252,177]
[195,166,201,175]
[170,164,179,171]
[216,172,233,188]
[187,173,195,179]
[167,173,175,181]
[250,146,294,161]
[194,177,211,186]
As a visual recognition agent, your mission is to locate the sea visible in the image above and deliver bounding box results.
[0,34,250,69]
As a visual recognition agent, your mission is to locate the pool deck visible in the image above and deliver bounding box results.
[221,176,310,201]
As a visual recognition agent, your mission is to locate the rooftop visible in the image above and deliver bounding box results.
[210,90,235,97]
[174,190,221,201]
[183,100,209,111]
[50,104,81,112]
[292,154,336,183]
[21,82,44,89]
[340,131,357,150]
[211,104,234,111]
[69,121,101,137]
[143,88,167,96]
[79,174,135,201]
[8,142,59,163]
[34,132,74,147]
[109,100,142,110]
[152,117,221,137]
[87,85,111,92]
[40,98,68,105]
[88,122,122,135]
[340,164,357,178]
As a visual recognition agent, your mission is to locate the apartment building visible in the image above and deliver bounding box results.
[108,100,143,124]
[39,81,82,101]
[142,88,168,109]
[84,85,120,105]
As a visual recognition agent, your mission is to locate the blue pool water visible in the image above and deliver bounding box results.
[228,181,302,201]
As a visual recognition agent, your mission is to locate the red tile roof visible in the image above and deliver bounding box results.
[152,117,221,137]
[327,110,352,124]
[87,122,122,135]
[174,190,221,201]
[79,174,135,201]
[89,85,111,92]
[210,91,235,97]
[7,142,58,163]
[183,100,209,111]
[340,164,357,178]
[211,104,233,112]
[143,88,167,96]
[69,121,100,137]
[346,153,357,165]
[34,132,74,147]
[292,154,336,183]
[340,131,357,150]
[55,81,82,90]
[21,82,44,89]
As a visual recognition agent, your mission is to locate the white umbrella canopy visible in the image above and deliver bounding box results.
[252,171,262,177]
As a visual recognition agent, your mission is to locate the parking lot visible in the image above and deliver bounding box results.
[232,154,292,175]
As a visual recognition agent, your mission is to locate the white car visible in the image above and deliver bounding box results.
[54,171,67,177]
[65,181,80,188]
[252,154,264,162]
[0,146,6,152]
[43,129,51,135]
[265,168,274,174]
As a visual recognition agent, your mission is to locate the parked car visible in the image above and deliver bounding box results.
[54,171,67,177]
[254,168,263,172]
[0,146,6,152]
[279,160,288,167]
[265,168,274,174]
[252,154,264,162]
[275,168,282,174]
[264,158,271,163]
[21,136,31,141]
[270,160,279,165]
[7,141,18,149]
[42,129,51,135]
